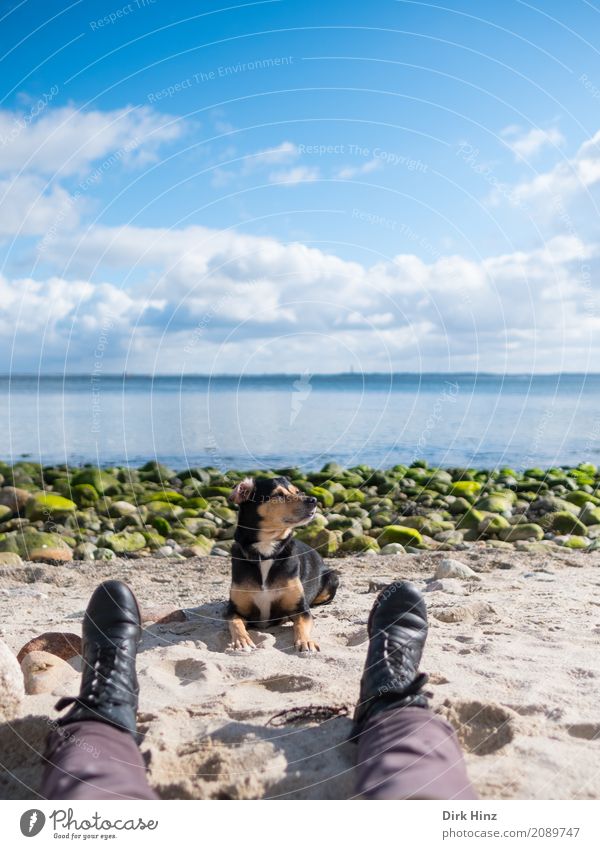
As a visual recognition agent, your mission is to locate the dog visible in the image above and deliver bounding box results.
[225,475,339,654]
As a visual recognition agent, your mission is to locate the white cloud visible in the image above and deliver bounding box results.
[268,166,320,185]
[0,175,81,237]
[501,125,564,160]
[0,105,183,177]
[337,158,382,179]
[510,128,600,204]
[4,222,599,372]
[246,141,299,168]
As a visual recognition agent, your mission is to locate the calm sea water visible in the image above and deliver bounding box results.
[1,373,599,471]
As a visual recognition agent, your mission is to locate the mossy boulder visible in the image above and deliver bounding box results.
[72,484,100,507]
[143,490,185,504]
[340,534,379,554]
[566,490,600,507]
[102,531,147,554]
[307,486,335,508]
[26,492,77,520]
[145,501,184,521]
[478,515,510,535]
[579,503,600,526]
[182,497,209,511]
[455,508,485,530]
[71,468,119,495]
[475,494,514,513]
[449,481,482,499]
[556,535,589,549]
[539,511,587,535]
[344,488,365,503]
[1,530,73,559]
[378,525,423,546]
[498,523,544,542]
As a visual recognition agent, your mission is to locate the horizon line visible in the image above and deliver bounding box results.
[1,371,600,379]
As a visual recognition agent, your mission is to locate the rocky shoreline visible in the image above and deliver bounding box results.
[0,459,600,566]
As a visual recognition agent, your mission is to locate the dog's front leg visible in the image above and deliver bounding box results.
[227,608,256,652]
[292,610,320,654]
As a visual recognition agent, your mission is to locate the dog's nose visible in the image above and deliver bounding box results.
[305,496,318,506]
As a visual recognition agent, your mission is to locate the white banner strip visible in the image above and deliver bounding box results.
[1,799,599,848]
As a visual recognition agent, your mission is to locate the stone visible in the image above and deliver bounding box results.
[29,547,73,564]
[73,542,97,560]
[378,525,423,546]
[93,547,117,560]
[25,492,77,521]
[367,578,395,593]
[106,501,139,518]
[17,632,82,664]
[449,481,482,498]
[340,534,380,554]
[424,579,466,595]
[498,523,544,542]
[71,468,119,495]
[21,650,79,695]
[379,543,405,555]
[431,601,496,623]
[102,531,147,554]
[434,559,480,581]
[579,503,600,526]
[0,552,22,566]
[71,484,100,507]
[539,511,587,535]
[0,486,31,515]
[475,494,513,513]
[1,530,72,560]
[0,638,24,720]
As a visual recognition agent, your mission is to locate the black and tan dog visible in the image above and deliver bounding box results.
[225,476,339,654]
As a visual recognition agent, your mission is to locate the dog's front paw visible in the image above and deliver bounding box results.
[295,639,320,656]
[229,634,257,653]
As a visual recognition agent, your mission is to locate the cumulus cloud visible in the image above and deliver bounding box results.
[337,158,382,179]
[501,125,564,160]
[0,105,182,176]
[4,223,599,373]
[510,129,600,204]
[267,166,320,185]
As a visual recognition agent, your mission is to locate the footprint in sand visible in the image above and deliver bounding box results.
[566,723,600,741]
[438,698,516,756]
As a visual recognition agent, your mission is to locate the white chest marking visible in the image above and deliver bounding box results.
[256,559,273,621]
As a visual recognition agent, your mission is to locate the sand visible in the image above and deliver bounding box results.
[1,549,599,800]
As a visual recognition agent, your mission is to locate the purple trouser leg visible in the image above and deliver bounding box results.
[41,721,158,800]
[355,706,478,800]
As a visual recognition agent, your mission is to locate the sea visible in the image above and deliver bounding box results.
[0,373,599,471]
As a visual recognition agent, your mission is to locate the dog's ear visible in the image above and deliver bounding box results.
[229,477,255,504]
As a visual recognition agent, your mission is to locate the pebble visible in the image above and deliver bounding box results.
[21,650,79,695]
[434,558,480,581]
[367,578,395,593]
[0,638,24,720]
[379,543,405,555]
[0,552,23,566]
[424,579,466,595]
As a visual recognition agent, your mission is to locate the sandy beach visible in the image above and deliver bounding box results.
[1,548,599,800]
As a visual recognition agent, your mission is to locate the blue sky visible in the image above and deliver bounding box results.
[1,0,600,373]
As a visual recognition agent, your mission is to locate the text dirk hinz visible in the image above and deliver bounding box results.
[443,811,498,821]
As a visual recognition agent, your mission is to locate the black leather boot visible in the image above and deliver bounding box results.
[352,580,430,736]
[55,580,141,739]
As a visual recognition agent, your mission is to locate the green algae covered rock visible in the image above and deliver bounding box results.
[26,492,77,520]
[378,525,423,546]
[102,531,147,554]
